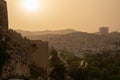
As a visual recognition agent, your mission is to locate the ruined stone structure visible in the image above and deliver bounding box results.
[0,1,30,79]
[30,40,48,73]
[0,0,49,79]
[99,27,109,35]
[0,0,8,30]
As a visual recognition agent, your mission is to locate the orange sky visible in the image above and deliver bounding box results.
[7,0,120,32]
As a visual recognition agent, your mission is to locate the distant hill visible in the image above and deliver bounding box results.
[16,29,77,36]
[17,29,120,54]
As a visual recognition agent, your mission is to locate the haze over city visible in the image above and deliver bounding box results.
[7,0,120,32]
[1,0,120,79]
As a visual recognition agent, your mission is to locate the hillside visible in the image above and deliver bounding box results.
[16,29,77,36]
[17,30,120,54]
[0,28,30,79]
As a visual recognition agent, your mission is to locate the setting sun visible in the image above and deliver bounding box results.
[21,0,40,12]
[7,0,120,32]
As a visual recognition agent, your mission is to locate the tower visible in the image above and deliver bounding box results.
[30,40,49,73]
[0,0,8,30]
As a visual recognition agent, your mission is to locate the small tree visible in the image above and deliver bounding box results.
[49,49,66,80]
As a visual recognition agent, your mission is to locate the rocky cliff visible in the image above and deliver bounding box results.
[0,28,30,79]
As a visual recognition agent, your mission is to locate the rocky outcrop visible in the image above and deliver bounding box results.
[0,0,49,79]
[2,41,30,79]
[0,28,30,79]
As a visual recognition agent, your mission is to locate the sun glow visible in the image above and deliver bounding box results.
[21,0,40,12]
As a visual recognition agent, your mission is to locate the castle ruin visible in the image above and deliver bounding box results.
[99,27,109,35]
[30,40,49,73]
[0,0,49,79]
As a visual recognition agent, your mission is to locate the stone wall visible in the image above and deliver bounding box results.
[30,40,48,73]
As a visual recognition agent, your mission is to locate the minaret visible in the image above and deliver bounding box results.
[0,0,8,30]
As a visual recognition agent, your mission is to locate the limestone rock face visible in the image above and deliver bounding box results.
[0,28,30,79]
[2,41,30,79]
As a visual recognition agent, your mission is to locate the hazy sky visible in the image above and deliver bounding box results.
[6,0,120,32]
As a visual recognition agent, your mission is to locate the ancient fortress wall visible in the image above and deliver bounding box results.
[0,0,8,30]
[0,0,49,78]
[30,40,48,72]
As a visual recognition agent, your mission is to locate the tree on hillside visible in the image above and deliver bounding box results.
[84,50,120,80]
[49,49,66,80]
[0,37,9,75]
